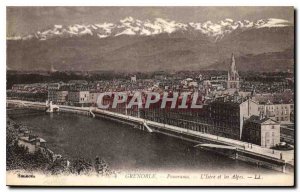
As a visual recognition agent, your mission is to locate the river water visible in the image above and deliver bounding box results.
[11,112,278,174]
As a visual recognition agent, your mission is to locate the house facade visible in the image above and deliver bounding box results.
[242,116,280,148]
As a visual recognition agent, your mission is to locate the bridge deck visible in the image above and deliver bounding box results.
[194,143,236,150]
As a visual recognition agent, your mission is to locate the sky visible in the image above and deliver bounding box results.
[7,6,294,36]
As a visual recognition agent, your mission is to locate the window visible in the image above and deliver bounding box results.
[272,125,275,129]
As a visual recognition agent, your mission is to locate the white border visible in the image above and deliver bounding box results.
[1,0,297,6]
[0,0,298,191]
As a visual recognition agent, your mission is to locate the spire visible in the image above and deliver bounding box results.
[227,53,240,91]
[231,53,236,72]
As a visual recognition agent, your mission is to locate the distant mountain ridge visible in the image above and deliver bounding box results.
[207,48,294,72]
[7,17,294,72]
[7,17,293,41]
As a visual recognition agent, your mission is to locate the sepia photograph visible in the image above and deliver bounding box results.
[5,6,295,186]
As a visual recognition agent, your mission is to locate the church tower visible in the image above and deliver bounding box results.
[227,53,240,92]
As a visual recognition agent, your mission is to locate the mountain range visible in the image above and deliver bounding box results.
[7,17,294,72]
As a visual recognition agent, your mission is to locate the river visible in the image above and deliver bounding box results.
[10,112,278,174]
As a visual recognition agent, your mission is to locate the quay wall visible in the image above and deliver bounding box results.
[59,106,90,116]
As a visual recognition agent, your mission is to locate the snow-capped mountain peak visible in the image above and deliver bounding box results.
[255,18,291,28]
[7,17,293,41]
[120,16,135,23]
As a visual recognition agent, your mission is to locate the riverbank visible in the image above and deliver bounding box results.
[6,116,115,176]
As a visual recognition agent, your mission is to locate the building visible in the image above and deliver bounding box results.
[68,87,90,107]
[140,94,248,140]
[258,103,294,122]
[48,84,69,104]
[198,95,261,140]
[242,115,280,148]
[131,75,137,83]
[89,91,101,106]
[56,90,68,104]
[48,89,57,103]
[18,135,47,154]
[252,92,294,123]
[207,95,260,140]
[140,94,267,141]
[48,83,63,102]
[227,54,240,92]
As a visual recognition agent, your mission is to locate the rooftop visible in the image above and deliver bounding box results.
[247,115,279,124]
